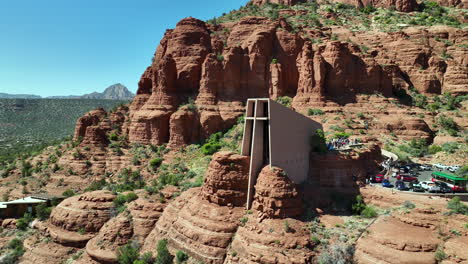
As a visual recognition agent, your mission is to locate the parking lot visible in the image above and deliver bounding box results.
[372,165,467,194]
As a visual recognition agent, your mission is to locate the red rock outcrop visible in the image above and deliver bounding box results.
[201,151,250,207]
[373,116,433,141]
[73,108,107,142]
[46,191,116,246]
[85,197,166,263]
[252,166,304,219]
[309,144,382,190]
[224,216,314,264]
[141,152,252,263]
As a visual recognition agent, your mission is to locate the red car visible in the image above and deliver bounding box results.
[373,174,384,183]
[397,174,418,182]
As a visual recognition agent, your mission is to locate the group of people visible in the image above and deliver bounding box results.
[327,137,360,150]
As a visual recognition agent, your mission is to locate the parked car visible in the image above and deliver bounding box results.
[411,183,425,192]
[433,164,450,170]
[395,180,409,191]
[435,182,453,193]
[397,174,418,182]
[372,174,384,183]
[419,164,431,171]
[448,166,460,173]
[420,181,441,193]
[382,179,393,188]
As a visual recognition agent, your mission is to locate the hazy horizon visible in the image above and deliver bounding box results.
[0,0,249,97]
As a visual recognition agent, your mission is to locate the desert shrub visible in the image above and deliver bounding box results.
[111,169,145,192]
[216,53,224,61]
[318,243,355,264]
[413,94,428,108]
[85,178,107,192]
[276,96,292,108]
[117,242,140,264]
[284,220,292,233]
[441,142,459,154]
[397,138,428,157]
[402,201,416,209]
[332,132,351,139]
[330,125,345,132]
[352,195,376,218]
[435,245,447,262]
[176,250,189,263]
[149,158,163,171]
[436,115,458,136]
[271,58,279,64]
[62,189,75,198]
[428,145,442,154]
[4,238,25,264]
[35,203,52,220]
[155,239,174,264]
[16,212,34,230]
[21,160,32,177]
[311,129,327,153]
[447,197,468,215]
[201,132,223,155]
[114,192,138,213]
[109,133,119,141]
[361,206,377,218]
[201,142,222,155]
[308,108,325,116]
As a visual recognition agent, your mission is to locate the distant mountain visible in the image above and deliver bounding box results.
[0,83,134,100]
[0,93,41,99]
[48,83,134,100]
[81,84,134,100]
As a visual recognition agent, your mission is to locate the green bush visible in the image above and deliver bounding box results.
[17,213,33,230]
[428,145,442,154]
[109,133,119,141]
[114,192,138,213]
[149,158,163,171]
[308,108,325,116]
[447,197,468,215]
[201,142,222,155]
[176,250,189,263]
[435,245,447,261]
[5,238,25,264]
[271,58,279,64]
[155,239,174,264]
[361,206,377,218]
[35,203,52,221]
[117,242,140,264]
[276,96,292,108]
[441,142,459,154]
[352,195,366,215]
[402,201,416,209]
[437,115,458,136]
[311,129,327,153]
[62,189,75,197]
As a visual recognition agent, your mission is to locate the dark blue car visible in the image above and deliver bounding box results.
[382,179,393,188]
[395,180,409,191]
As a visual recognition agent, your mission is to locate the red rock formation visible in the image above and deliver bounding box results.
[73,108,107,142]
[225,216,314,264]
[252,166,304,219]
[309,144,382,189]
[201,151,250,207]
[46,191,116,246]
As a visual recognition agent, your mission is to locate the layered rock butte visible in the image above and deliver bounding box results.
[3,0,467,263]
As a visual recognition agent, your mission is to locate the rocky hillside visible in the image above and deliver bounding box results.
[0,0,467,263]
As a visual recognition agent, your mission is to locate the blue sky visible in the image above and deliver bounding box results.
[0,0,249,97]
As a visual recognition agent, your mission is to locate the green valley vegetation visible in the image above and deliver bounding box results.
[0,98,128,164]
